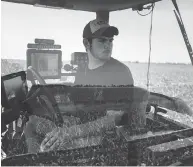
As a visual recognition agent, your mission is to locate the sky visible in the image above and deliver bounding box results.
[1,0,193,63]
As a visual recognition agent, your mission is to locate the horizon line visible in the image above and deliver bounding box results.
[1,58,192,65]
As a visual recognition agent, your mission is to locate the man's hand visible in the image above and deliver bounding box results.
[40,125,82,152]
[40,127,70,152]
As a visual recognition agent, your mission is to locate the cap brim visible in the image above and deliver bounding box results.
[92,26,119,38]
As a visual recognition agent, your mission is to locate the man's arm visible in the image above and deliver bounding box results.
[68,110,124,139]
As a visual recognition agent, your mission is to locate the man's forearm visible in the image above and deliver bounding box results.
[69,114,122,138]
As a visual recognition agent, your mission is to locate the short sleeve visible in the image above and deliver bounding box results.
[125,67,134,86]
[110,66,134,86]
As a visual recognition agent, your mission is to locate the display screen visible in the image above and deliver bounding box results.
[4,77,25,99]
[1,71,27,108]
[31,53,58,76]
[27,50,62,79]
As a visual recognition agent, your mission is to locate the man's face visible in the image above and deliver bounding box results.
[90,37,113,61]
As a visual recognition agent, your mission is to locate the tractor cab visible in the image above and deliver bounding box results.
[1,0,193,166]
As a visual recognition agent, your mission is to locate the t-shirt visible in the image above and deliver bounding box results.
[74,58,134,86]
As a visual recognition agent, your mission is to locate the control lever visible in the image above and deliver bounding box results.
[146,103,167,116]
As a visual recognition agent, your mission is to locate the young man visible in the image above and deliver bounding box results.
[74,19,134,86]
[40,19,135,151]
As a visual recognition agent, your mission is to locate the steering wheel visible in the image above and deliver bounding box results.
[25,66,64,125]
[26,66,46,85]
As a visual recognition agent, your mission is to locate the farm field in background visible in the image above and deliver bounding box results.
[127,62,193,109]
[1,59,193,109]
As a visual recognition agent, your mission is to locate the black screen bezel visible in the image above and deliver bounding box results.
[1,71,26,109]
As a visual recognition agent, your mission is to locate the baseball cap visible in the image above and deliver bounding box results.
[83,19,119,38]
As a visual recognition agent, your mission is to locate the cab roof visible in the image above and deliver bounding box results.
[2,0,161,12]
